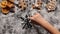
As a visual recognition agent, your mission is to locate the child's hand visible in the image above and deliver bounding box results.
[29,13,43,22]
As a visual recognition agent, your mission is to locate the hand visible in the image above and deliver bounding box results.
[29,13,43,21]
[28,13,44,25]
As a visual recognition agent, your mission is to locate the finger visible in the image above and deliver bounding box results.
[28,17,34,20]
[34,13,39,15]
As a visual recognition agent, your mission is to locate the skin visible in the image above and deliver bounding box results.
[29,13,60,34]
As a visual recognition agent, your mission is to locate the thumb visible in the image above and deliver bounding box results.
[28,17,34,20]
